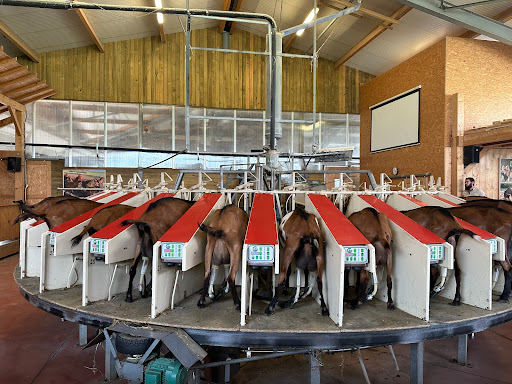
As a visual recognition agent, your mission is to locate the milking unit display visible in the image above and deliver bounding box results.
[15,170,512,384]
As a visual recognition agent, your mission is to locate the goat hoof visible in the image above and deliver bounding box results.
[387,303,395,310]
[450,300,461,306]
[264,307,274,316]
[321,308,329,316]
[497,296,509,303]
[235,304,241,312]
[125,296,133,303]
[197,301,206,308]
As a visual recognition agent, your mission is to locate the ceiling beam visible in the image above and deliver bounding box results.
[0,89,57,114]
[158,22,166,43]
[0,20,39,62]
[8,106,21,136]
[4,81,45,97]
[0,91,26,112]
[322,1,394,29]
[0,73,35,92]
[394,0,512,45]
[0,56,18,67]
[219,0,230,32]
[459,5,512,39]
[0,116,13,128]
[0,65,27,78]
[227,0,243,34]
[335,5,411,68]
[328,0,401,24]
[74,8,105,52]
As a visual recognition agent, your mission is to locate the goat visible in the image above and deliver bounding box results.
[448,205,512,302]
[121,197,194,302]
[265,205,328,316]
[197,204,249,310]
[403,206,479,306]
[348,207,394,309]
[17,199,102,229]
[461,198,512,214]
[13,196,79,225]
[70,204,135,247]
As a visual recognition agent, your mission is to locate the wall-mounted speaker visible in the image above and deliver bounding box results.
[463,146,480,167]
[7,156,21,172]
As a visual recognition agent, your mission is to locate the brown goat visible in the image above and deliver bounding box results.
[265,205,328,316]
[121,197,194,302]
[403,206,479,306]
[461,198,512,214]
[197,204,249,310]
[13,196,79,224]
[70,204,135,247]
[19,199,102,229]
[448,205,512,302]
[348,208,394,309]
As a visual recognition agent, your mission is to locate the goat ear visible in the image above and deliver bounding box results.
[313,238,319,248]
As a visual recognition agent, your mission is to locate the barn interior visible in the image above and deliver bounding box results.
[0,1,512,383]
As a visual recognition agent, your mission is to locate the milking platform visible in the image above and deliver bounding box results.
[15,264,512,384]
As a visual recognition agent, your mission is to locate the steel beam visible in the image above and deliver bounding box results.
[394,0,512,45]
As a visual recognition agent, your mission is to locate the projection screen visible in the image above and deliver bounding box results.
[370,86,421,152]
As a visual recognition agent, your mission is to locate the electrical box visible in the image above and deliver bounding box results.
[429,244,444,262]
[90,238,106,254]
[344,246,368,265]
[161,242,184,262]
[247,244,274,266]
[486,238,498,254]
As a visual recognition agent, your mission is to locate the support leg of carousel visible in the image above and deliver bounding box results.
[309,350,321,384]
[78,324,87,346]
[410,342,424,384]
[457,334,468,365]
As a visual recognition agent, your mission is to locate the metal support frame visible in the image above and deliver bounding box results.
[395,0,512,45]
[410,342,424,384]
[457,334,468,365]
[78,324,87,346]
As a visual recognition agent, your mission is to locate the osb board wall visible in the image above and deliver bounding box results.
[445,38,512,134]
[359,40,446,182]
[462,148,512,199]
[0,205,20,241]
[19,28,374,114]
[0,160,15,205]
[26,160,52,204]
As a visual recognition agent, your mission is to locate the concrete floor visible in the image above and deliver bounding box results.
[3,253,512,384]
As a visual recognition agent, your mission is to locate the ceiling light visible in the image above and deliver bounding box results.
[155,0,163,24]
[296,7,319,36]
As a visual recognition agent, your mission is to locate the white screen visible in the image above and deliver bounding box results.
[370,88,420,152]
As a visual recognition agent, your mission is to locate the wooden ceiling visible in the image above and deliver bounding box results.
[0,46,57,119]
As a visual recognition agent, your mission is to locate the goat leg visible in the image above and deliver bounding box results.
[498,269,512,302]
[266,282,285,315]
[125,254,141,303]
[316,276,329,316]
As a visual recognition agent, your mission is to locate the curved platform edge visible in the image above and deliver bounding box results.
[18,283,512,350]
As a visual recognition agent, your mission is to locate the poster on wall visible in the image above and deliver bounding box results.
[63,169,105,198]
[499,158,512,199]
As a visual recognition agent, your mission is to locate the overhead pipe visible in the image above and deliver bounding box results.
[1,0,279,150]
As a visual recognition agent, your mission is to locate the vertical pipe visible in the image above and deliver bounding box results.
[203,107,207,152]
[312,0,317,152]
[410,342,424,384]
[138,103,143,172]
[269,28,276,150]
[171,105,175,168]
[104,102,107,168]
[185,14,191,151]
[318,112,322,149]
[291,111,294,153]
[457,334,468,365]
[31,102,36,158]
[68,100,73,166]
[233,110,237,153]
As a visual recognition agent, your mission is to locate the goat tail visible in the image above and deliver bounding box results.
[198,223,224,238]
[71,233,84,247]
[121,219,136,227]
[13,200,24,205]
[446,228,480,241]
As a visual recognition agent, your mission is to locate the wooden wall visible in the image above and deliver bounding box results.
[445,38,512,197]
[461,148,512,199]
[359,40,446,182]
[19,28,374,113]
